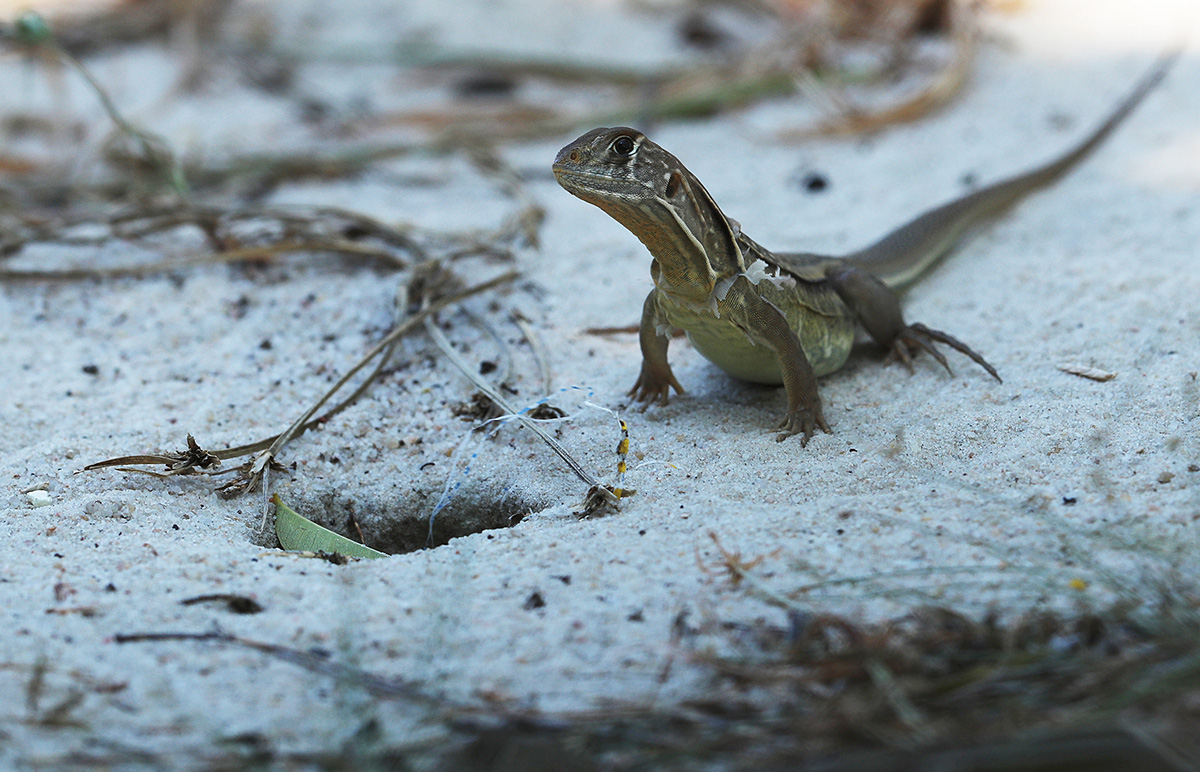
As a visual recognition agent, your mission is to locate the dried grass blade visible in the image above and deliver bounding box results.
[424,316,600,491]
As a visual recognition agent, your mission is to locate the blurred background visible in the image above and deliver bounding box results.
[0,0,987,214]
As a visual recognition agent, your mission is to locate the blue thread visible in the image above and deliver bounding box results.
[425,384,616,542]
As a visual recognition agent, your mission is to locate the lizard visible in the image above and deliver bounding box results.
[552,55,1175,443]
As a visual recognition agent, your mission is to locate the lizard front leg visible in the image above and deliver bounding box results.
[723,281,831,444]
[629,289,684,406]
[824,264,1002,382]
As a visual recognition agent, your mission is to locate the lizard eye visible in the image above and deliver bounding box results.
[610,135,636,156]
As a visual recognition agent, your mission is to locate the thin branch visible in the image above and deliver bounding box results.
[82,270,520,496]
[214,270,520,498]
[0,239,408,281]
[424,315,601,493]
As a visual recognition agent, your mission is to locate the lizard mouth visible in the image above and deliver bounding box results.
[551,165,615,197]
[551,164,601,182]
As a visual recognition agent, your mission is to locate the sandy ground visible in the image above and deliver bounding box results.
[1,0,1198,766]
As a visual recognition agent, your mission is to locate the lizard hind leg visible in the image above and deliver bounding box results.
[825,264,1002,383]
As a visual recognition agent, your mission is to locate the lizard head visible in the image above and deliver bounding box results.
[553,127,679,218]
[554,127,745,291]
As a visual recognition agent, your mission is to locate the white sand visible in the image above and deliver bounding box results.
[2,0,1198,763]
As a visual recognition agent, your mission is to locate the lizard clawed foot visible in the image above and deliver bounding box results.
[888,322,1002,383]
[628,365,684,408]
[776,403,832,445]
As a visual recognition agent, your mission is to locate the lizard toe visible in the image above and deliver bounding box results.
[775,408,831,444]
[890,323,1001,383]
[629,369,684,407]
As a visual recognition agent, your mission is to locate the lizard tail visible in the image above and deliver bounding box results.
[845,50,1179,290]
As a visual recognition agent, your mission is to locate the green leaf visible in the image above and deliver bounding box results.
[14,12,53,45]
[272,494,387,559]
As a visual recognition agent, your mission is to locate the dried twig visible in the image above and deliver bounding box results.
[1058,364,1118,382]
[778,1,977,139]
[114,631,452,706]
[109,595,1200,770]
[82,270,520,500]
[82,434,221,478]
[424,315,607,497]
[419,263,634,516]
[511,309,552,396]
[212,269,519,500]
[0,239,408,281]
[2,12,186,194]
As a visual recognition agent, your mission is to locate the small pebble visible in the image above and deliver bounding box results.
[798,171,829,193]
[27,490,52,507]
